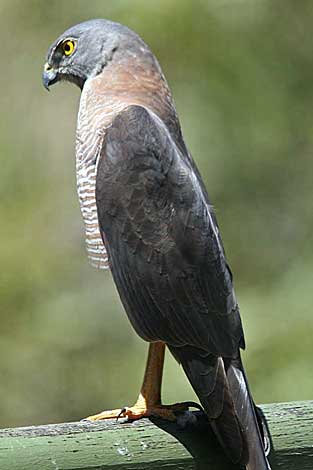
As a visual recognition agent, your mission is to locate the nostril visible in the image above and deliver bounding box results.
[44,63,52,72]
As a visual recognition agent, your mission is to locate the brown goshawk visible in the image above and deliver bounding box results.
[42,19,270,470]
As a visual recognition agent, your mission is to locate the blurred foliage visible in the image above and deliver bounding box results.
[0,0,312,427]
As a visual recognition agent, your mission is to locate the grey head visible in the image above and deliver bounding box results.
[42,19,155,90]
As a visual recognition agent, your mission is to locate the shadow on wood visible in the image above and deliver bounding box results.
[150,411,242,469]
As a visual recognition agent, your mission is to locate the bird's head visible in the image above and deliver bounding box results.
[42,19,153,90]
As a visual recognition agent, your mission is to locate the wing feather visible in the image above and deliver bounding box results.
[96,105,244,355]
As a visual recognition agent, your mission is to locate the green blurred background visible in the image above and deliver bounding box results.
[0,0,312,428]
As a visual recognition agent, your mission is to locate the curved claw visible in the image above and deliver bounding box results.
[85,400,202,423]
[116,407,127,422]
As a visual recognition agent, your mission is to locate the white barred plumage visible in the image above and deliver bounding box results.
[76,80,109,269]
[76,162,108,269]
[75,79,130,269]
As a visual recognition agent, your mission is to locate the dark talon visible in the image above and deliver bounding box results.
[183,401,203,411]
[173,401,203,415]
[116,407,127,421]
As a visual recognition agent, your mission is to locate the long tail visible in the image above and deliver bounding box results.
[171,346,271,469]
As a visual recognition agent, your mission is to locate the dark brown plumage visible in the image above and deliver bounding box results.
[43,19,271,469]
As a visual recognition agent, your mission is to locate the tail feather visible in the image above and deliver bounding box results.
[227,361,271,470]
[171,346,271,470]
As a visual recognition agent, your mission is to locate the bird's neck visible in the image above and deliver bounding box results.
[76,58,182,163]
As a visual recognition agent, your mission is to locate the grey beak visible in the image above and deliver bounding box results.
[42,63,58,90]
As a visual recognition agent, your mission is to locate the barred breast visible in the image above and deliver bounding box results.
[76,80,127,269]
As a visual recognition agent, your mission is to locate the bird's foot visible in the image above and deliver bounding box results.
[85,399,201,422]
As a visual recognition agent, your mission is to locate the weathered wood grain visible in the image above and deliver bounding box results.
[0,401,312,469]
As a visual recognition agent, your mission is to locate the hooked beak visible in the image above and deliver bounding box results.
[42,63,58,90]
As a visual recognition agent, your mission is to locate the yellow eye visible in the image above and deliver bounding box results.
[62,39,76,56]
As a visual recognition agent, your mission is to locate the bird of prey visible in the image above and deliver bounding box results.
[43,19,270,469]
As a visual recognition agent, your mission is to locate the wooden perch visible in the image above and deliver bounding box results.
[0,401,312,469]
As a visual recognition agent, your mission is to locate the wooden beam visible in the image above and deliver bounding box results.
[0,401,312,469]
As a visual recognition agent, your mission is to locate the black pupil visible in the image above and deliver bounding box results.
[65,43,71,52]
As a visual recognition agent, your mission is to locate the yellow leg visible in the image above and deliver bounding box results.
[86,342,196,422]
